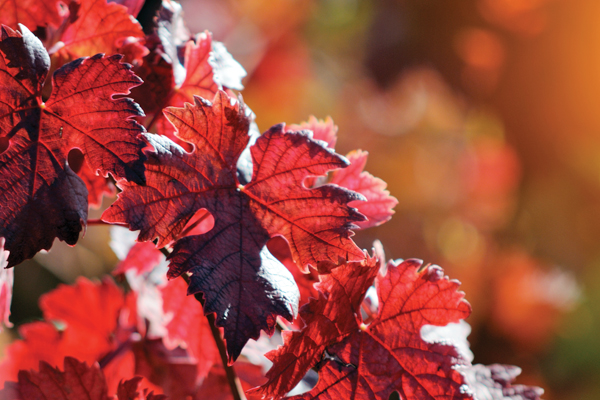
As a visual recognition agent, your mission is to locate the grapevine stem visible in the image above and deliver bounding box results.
[180,274,247,400]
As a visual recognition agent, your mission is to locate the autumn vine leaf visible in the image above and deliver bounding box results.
[0,278,129,385]
[131,0,245,142]
[53,0,146,64]
[111,0,146,18]
[0,357,110,400]
[148,32,218,140]
[77,160,117,208]
[0,0,65,31]
[250,254,380,398]
[252,258,472,399]
[110,231,220,384]
[329,149,398,229]
[113,241,164,276]
[140,30,246,145]
[116,376,167,400]
[288,116,338,150]
[0,356,168,400]
[290,116,398,229]
[103,89,367,362]
[129,0,190,118]
[0,24,146,267]
[160,277,219,381]
[0,0,147,67]
[460,364,544,400]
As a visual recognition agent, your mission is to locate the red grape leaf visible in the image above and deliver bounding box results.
[289,117,397,229]
[0,239,12,331]
[170,32,216,99]
[116,36,150,67]
[77,160,116,208]
[250,255,379,398]
[460,364,544,400]
[130,42,175,117]
[115,243,218,391]
[197,361,266,400]
[0,357,109,400]
[0,277,171,396]
[109,0,146,17]
[252,258,472,400]
[330,150,398,229]
[0,25,145,267]
[102,350,137,397]
[102,90,366,362]
[0,322,67,384]
[267,236,319,317]
[132,2,244,141]
[0,278,128,384]
[160,277,219,381]
[129,0,186,117]
[0,0,65,31]
[150,32,219,142]
[113,241,164,275]
[137,1,245,138]
[114,243,218,393]
[55,0,145,63]
[131,338,198,398]
[116,377,167,400]
[211,40,246,91]
[40,277,127,350]
[288,116,337,149]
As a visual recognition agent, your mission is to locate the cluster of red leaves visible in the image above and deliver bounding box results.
[103,89,377,361]
[0,265,264,398]
[0,246,543,400]
[0,0,146,65]
[0,277,134,389]
[2,357,165,400]
[0,1,543,399]
[250,257,543,400]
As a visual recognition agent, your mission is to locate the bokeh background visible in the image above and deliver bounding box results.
[4,1,600,399]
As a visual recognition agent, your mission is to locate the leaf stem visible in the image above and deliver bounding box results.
[159,247,171,258]
[87,218,110,226]
[180,274,247,400]
[98,334,135,369]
